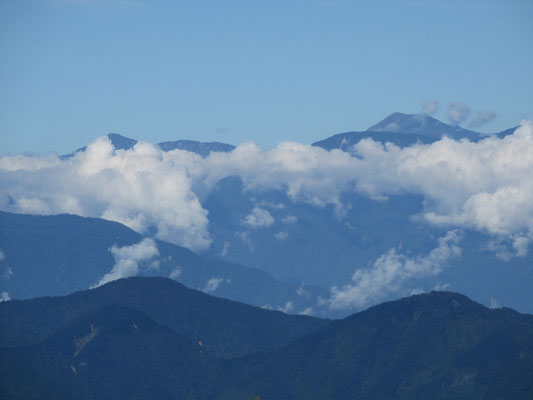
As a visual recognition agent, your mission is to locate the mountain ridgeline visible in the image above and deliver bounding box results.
[0,211,329,316]
[0,278,532,399]
[312,112,517,151]
[64,133,235,158]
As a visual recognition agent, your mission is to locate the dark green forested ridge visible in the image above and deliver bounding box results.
[0,276,328,358]
[1,278,532,399]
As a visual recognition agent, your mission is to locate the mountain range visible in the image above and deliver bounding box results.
[63,133,235,159]
[0,211,328,316]
[1,111,531,318]
[1,277,532,399]
[0,112,531,398]
[313,112,516,151]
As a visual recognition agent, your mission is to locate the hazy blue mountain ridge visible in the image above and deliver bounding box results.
[312,112,510,151]
[12,112,529,320]
[0,211,328,316]
[62,133,234,158]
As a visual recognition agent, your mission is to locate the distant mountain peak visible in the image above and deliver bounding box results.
[62,135,234,159]
[106,133,138,150]
[367,112,481,140]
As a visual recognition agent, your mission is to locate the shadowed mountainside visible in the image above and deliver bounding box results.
[1,280,532,399]
[0,276,328,359]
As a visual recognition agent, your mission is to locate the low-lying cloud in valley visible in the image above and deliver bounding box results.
[320,230,462,310]
[1,122,532,261]
[93,238,159,287]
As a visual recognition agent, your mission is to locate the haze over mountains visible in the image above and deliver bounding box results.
[0,211,327,316]
[1,112,532,398]
[1,112,532,317]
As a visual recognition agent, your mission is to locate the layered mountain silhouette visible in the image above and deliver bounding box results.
[3,112,531,319]
[0,211,328,315]
[0,277,328,358]
[63,133,234,158]
[1,278,532,399]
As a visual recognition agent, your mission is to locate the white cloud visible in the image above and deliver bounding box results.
[3,267,13,280]
[220,241,230,257]
[202,277,229,293]
[469,110,496,128]
[0,137,211,251]
[421,101,439,115]
[169,266,182,280]
[321,231,462,310]
[296,285,309,297]
[447,102,471,125]
[487,235,530,261]
[93,238,159,288]
[236,231,254,252]
[0,250,4,261]
[433,282,450,291]
[278,301,294,313]
[0,154,61,172]
[299,307,314,316]
[0,292,10,302]
[241,206,274,229]
[490,297,501,309]
[274,231,288,240]
[282,215,298,224]
[513,236,529,257]
[256,201,285,210]
[1,122,532,253]
[350,122,533,243]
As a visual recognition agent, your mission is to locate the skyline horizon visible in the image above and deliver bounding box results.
[2,0,531,155]
[1,109,524,156]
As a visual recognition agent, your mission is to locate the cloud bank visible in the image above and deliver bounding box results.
[0,137,211,251]
[1,122,532,255]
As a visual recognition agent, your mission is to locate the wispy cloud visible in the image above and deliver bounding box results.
[490,297,501,309]
[320,230,462,310]
[169,266,182,280]
[202,277,229,293]
[468,110,496,128]
[93,238,159,288]
[447,102,471,125]
[421,100,439,115]
[274,231,288,240]
[241,206,274,229]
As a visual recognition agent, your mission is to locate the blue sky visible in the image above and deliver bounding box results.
[1,0,532,154]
